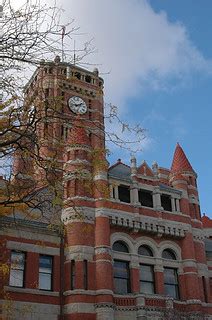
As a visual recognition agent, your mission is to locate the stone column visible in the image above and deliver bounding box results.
[176,199,180,212]
[114,184,119,201]
[136,296,146,319]
[171,197,176,212]
[131,183,140,205]
[153,187,162,210]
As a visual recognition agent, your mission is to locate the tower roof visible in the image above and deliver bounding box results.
[171,143,194,173]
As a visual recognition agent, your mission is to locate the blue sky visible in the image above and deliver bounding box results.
[60,0,212,217]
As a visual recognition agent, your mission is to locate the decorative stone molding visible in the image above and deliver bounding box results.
[165,298,174,309]
[95,259,112,264]
[6,241,60,256]
[95,246,112,255]
[96,307,115,320]
[63,303,95,314]
[5,286,59,296]
[64,169,92,181]
[93,172,108,181]
[64,289,114,297]
[64,159,91,166]
[61,206,95,224]
[95,303,115,309]
[110,215,187,239]
[192,228,205,241]
[66,145,92,152]
[65,245,94,261]
[64,289,96,296]
[182,259,197,268]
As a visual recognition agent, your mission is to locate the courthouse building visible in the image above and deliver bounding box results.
[0,57,212,319]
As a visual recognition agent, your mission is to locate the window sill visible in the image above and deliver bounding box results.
[4,286,59,296]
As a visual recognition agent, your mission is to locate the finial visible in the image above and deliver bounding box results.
[54,55,61,63]
[130,155,137,167]
[93,68,99,76]
[152,161,158,175]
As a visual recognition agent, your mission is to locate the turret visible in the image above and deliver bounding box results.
[170,143,200,220]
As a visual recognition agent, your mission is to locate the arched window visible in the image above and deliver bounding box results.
[138,245,153,257]
[164,267,179,299]
[138,245,155,294]
[112,240,131,294]
[114,260,131,294]
[162,249,176,260]
[162,249,179,299]
[112,241,129,253]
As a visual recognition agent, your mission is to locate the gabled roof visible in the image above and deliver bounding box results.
[171,143,194,173]
[137,161,154,177]
[108,159,131,181]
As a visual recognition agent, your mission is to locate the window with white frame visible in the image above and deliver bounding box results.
[164,267,179,299]
[162,249,180,299]
[39,255,53,291]
[114,260,131,294]
[140,264,155,294]
[9,251,25,287]
[138,245,155,294]
[112,240,131,294]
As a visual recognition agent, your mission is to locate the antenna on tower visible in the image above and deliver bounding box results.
[73,40,76,65]
[61,26,65,62]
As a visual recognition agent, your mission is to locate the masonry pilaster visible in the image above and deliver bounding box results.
[181,232,201,301]
[95,214,113,306]
[154,265,164,295]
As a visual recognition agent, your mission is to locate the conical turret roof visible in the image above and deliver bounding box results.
[171,143,194,173]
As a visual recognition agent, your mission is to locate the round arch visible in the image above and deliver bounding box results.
[159,241,181,260]
[111,233,135,254]
[135,237,159,258]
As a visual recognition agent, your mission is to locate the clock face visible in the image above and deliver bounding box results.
[68,96,87,114]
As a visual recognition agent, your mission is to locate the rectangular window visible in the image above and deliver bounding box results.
[161,194,172,212]
[164,267,179,299]
[83,260,88,290]
[140,264,155,294]
[118,185,130,203]
[9,251,25,287]
[202,276,208,302]
[138,190,153,208]
[39,255,53,291]
[71,260,75,290]
[114,260,131,294]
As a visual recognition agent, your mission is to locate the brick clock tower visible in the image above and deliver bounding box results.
[25,56,112,319]
[2,56,211,320]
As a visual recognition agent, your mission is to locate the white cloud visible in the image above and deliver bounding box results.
[60,0,212,108]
